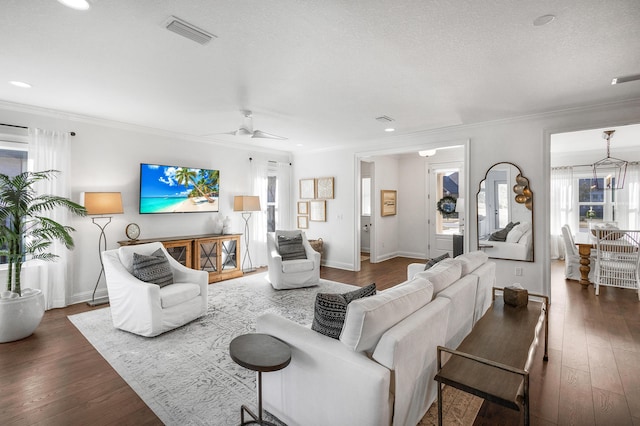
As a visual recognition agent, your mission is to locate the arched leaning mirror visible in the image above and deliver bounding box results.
[477,162,534,262]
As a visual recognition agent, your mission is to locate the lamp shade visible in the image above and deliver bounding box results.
[234,195,261,212]
[82,192,123,215]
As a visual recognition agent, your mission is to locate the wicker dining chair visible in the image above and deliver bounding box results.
[593,229,640,300]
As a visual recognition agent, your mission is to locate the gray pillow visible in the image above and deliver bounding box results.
[132,248,173,287]
[424,252,450,270]
[488,221,519,242]
[277,234,307,261]
[311,283,377,339]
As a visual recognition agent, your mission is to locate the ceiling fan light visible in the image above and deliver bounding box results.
[57,0,90,10]
[235,127,252,136]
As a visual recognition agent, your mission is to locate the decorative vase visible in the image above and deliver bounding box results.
[222,216,231,234]
[0,289,45,343]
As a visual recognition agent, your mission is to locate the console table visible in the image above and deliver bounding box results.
[434,288,548,426]
[118,234,243,283]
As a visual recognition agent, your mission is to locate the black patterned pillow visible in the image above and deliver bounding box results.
[311,283,376,339]
[277,234,307,261]
[488,221,520,242]
[424,252,450,270]
[132,248,173,287]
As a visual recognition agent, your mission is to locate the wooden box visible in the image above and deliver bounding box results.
[504,286,528,307]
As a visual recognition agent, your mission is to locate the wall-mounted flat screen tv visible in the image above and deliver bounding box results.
[140,163,220,214]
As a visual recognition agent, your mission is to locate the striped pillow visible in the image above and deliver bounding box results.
[277,234,307,261]
[311,283,377,339]
[132,249,174,287]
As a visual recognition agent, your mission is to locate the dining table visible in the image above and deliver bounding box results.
[573,232,595,287]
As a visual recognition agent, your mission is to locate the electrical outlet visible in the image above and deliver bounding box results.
[515,267,523,276]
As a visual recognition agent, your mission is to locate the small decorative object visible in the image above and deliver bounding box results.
[222,216,231,234]
[309,200,326,222]
[297,215,308,229]
[586,207,596,219]
[504,284,528,307]
[316,177,334,199]
[125,223,140,240]
[513,174,533,211]
[381,190,397,216]
[300,178,316,199]
[436,196,456,218]
[297,201,309,215]
[211,215,224,234]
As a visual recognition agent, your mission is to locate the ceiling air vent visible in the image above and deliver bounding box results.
[165,16,216,45]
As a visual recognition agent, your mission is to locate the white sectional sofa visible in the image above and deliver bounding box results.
[256,251,496,426]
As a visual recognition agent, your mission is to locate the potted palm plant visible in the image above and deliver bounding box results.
[0,170,86,343]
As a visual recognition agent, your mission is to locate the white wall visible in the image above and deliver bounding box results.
[0,103,290,304]
[372,155,400,262]
[291,98,640,296]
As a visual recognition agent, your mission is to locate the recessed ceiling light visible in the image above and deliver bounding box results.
[384,128,395,132]
[418,149,437,157]
[9,81,32,88]
[533,14,555,26]
[57,0,90,11]
[296,144,303,147]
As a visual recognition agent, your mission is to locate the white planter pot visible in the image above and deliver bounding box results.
[0,289,45,343]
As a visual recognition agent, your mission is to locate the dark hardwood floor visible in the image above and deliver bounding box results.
[1,258,638,425]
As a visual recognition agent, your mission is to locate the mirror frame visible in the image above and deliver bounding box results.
[477,162,534,262]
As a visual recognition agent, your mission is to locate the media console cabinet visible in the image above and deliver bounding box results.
[118,234,243,284]
[435,287,548,426]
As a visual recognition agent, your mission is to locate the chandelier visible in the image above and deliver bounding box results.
[592,130,627,190]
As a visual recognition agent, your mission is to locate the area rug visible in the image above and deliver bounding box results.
[69,273,481,425]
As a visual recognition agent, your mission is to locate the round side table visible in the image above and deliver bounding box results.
[229,333,291,426]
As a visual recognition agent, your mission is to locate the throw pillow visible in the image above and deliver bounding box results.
[488,221,519,242]
[277,234,307,261]
[311,283,376,339]
[423,252,450,270]
[132,248,174,287]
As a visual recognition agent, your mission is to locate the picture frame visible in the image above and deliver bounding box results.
[297,215,309,229]
[299,178,316,199]
[316,177,334,199]
[297,201,309,215]
[309,200,326,222]
[381,190,397,216]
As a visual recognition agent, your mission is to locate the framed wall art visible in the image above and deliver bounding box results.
[309,200,326,222]
[381,190,397,216]
[297,215,309,229]
[297,201,309,215]
[316,177,334,199]
[299,178,316,199]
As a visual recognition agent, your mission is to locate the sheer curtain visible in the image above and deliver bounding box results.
[550,167,575,259]
[618,162,640,229]
[26,128,73,309]
[251,159,269,268]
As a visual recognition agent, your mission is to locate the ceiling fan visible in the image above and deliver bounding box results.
[225,110,287,140]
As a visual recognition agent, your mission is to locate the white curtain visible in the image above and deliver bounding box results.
[26,128,72,309]
[618,162,640,229]
[251,159,269,268]
[550,167,575,259]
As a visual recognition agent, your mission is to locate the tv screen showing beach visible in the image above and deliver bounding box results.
[139,163,220,214]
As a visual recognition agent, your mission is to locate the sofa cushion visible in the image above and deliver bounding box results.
[340,277,433,352]
[159,283,201,308]
[311,283,377,339]
[423,252,450,270]
[488,221,519,241]
[506,222,531,243]
[456,251,489,275]
[415,258,462,294]
[132,249,173,287]
[278,234,307,261]
[281,258,314,273]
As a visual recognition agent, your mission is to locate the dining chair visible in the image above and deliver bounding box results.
[593,229,640,300]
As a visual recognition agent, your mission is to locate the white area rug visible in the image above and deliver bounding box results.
[68,273,356,426]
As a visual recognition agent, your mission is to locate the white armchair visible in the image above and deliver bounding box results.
[102,242,208,337]
[267,230,320,290]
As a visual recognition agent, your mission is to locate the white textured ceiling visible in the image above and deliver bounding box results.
[1,0,640,152]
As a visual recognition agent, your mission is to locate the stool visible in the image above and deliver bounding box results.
[229,333,291,425]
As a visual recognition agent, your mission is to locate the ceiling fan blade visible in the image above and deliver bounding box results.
[252,130,287,140]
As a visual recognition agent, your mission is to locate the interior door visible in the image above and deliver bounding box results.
[428,164,462,259]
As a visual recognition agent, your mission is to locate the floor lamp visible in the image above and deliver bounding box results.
[83,192,123,306]
[234,195,261,273]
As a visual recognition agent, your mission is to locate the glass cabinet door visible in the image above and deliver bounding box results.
[221,239,238,270]
[198,240,218,273]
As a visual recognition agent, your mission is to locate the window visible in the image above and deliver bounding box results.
[361,177,371,216]
[436,169,460,234]
[577,176,615,231]
[266,175,277,232]
[0,146,28,264]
